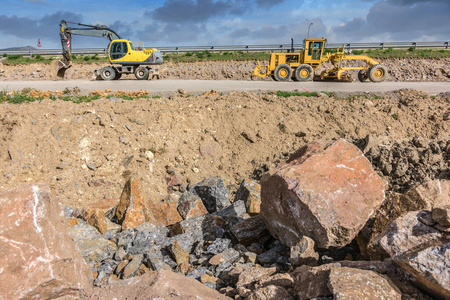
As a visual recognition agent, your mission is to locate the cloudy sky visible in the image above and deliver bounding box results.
[0,0,448,49]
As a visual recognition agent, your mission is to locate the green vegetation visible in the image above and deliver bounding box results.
[275,91,317,97]
[1,47,448,65]
[0,89,43,104]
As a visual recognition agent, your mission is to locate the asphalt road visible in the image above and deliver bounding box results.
[1,80,449,95]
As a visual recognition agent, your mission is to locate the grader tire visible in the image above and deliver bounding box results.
[101,66,116,81]
[274,64,292,81]
[294,64,314,81]
[368,64,388,82]
[357,70,368,82]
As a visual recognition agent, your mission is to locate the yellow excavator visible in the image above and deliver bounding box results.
[253,38,388,82]
[51,20,163,80]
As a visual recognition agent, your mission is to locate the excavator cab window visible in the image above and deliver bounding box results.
[110,41,128,60]
[308,41,323,60]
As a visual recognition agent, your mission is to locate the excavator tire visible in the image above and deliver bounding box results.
[294,64,314,81]
[273,64,292,81]
[101,66,116,81]
[135,66,149,80]
[357,70,369,82]
[114,72,122,80]
[368,64,388,82]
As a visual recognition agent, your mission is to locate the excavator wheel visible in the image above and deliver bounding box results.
[101,66,116,81]
[135,66,149,80]
[114,72,122,80]
[358,70,369,82]
[368,64,388,82]
[273,64,292,81]
[294,64,314,81]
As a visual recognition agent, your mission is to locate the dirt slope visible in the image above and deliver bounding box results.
[1,89,448,209]
[0,58,449,81]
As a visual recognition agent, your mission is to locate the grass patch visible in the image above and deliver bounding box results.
[0,89,43,103]
[275,91,317,97]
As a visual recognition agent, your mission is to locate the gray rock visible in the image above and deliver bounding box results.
[213,200,248,225]
[257,244,289,265]
[122,254,144,279]
[230,216,271,246]
[171,214,217,244]
[169,233,197,254]
[64,205,81,218]
[116,228,137,249]
[235,179,261,215]
[290,236,319,267]
[70,221,118,262]
[128,223,169,254]
[187,267,213,280]
[190,177,230,213]
[146,257,172,271]
[207,238,232,255]
[177,191,208,219]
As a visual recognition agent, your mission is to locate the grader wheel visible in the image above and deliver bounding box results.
[368,64,388,82]
[294,64,314,81]
[357,70,369,82]
[274,64,292,81]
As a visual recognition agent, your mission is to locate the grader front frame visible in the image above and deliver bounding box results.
[253,38,388,82]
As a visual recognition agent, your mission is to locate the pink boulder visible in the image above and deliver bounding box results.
[261,139,386,248]
[0,183,91,299]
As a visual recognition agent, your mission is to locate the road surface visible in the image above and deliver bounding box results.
[1,80,449,95]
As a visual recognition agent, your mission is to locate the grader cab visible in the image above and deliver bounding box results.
[253,38,388,82]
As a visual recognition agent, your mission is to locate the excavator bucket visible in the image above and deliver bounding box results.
[50,60,71,79]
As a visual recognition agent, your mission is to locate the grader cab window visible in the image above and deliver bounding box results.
[308,42,323,60]
[111,42,128,60]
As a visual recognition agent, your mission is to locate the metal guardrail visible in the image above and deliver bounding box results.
[0,41,448,56]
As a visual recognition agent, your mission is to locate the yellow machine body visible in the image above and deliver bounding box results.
[253,38,388,82]
[107,40,162,65]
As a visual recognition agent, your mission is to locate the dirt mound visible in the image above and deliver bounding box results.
[1,89,448,209]
[0,57,449,81]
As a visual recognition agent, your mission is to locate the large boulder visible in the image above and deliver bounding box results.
[0,183,91,299]
[261,139,386,248]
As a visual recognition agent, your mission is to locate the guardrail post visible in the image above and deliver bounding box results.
[346,44,351,54]
[380,43,384,50]
[413,42,416,49]
[246,45,249,53]
[176,47,179,54]
[446,42,449,49]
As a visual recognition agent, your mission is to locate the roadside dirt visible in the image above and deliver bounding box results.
[0,58,449,82]
[1,88,449,209]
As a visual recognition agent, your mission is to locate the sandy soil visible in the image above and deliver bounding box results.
[1,88,448,209]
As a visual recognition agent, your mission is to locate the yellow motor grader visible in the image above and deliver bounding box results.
[253,38,387,82]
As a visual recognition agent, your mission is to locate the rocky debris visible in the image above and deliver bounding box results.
[147,199,183,226]
[394,238,450,299]
[368,210,446,260]
[191,176,231,213]
[0,183,91,299]
[261,139,386,249]
[235,179,261,215]
[116,176,152,229]
[432,205,450,227]
[362,136,450,192]
[230,216,271,246]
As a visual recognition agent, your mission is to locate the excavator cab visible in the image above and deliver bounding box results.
[303,38,326,67]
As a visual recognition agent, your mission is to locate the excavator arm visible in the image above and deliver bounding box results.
[52,20,123,79]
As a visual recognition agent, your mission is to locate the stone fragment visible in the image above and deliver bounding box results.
[368,211,444,260]
[122,254,144,279]
[186,267,213,281]
[168,239,190,265]
[83,207,108,235]
[432,205,450,227]
[191,176,230,213]
[261,139,386,249]
[256,273,294,290]
[292,263,340,299]
[177,191,208,219]
[209,248,240,266]
[230,216,271,246]
[88,270,230,299]
[403,179,450,209]
[207,238,232,255]
[70,221,118,262]
[0,183,91,299]
[248,285,293,300]
[115,176,152,230]
[327,267,402,300]
[235,179,261,215]
[83,197,119,219]
[231,265,278,288]
[147,200,183,226]
[214,200,248,225]
[127,222,169,254]
[394,239,450,299]
[257,243,289,265]
[290,236,319,267]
